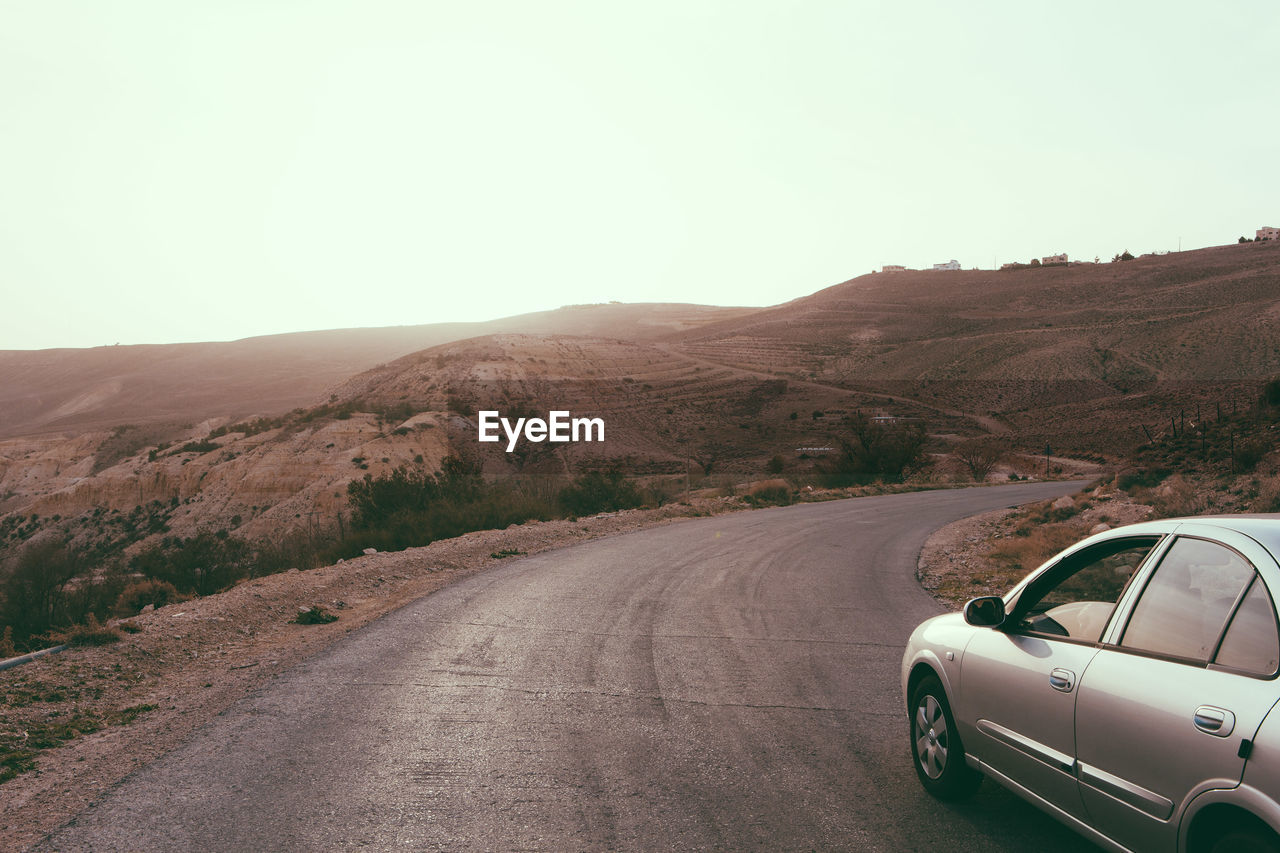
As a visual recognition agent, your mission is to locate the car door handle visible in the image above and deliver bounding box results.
[1049,668,1076,693]
[1193,706,1236,738]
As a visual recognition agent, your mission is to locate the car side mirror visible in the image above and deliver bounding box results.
[964,596,1006,628]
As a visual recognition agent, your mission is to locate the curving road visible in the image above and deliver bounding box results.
[40,482,1100,852]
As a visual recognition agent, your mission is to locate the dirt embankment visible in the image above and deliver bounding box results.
[916,484,1156,609]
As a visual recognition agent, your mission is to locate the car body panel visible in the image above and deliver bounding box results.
[961,630,1098,820]
[902,515,1280,853]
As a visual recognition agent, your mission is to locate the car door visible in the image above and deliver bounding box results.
[1074,529,1280,853]
[960,535,1162,821]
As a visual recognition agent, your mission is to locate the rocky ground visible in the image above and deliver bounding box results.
[917,483,1156,609]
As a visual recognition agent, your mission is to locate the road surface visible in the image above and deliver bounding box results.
[40,481,1099,851]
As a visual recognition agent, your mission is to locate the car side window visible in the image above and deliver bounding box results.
[1214,576,1280,677]
[1011,538,1159,642]
[1120,537,1255,664]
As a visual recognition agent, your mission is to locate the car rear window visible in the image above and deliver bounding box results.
[1215,577,1280,677]
[1120,537,1255,663]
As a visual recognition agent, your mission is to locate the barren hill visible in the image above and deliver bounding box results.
[670,241,1280,453]
[0,303,754,440]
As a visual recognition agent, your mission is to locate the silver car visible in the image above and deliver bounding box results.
[902,516,1280,853]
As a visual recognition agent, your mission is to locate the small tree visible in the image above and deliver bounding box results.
[954,437,1008,481]
[0,540,84,643]
[822,413,929,484]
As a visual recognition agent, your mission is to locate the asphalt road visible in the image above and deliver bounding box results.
[40,482,1100,852]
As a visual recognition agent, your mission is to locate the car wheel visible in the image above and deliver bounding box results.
[1210,828,1280,853]
[910,673,981,800]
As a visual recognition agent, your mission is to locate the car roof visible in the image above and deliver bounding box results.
[1113,514,1280,552]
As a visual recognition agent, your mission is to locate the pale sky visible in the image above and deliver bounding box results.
[2,1,1277,351]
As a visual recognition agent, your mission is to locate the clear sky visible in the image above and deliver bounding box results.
[2,1,1277,350]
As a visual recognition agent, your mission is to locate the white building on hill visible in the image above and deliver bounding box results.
[932,259,961,271]
[1258,226,1280,241]
[1042,253,1068,265]
[881,264,907,272]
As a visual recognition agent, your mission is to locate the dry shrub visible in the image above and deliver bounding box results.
[1251,475,1280,513]
[744,479,794,507]
[113,578,183,617]
[986,524,1086,579]
[1147,474,1209,518]
[60,614,122,647]
[292,605,338,625]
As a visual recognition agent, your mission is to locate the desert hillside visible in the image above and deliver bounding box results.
[1,331,945,556]
[667,241,1280,453]
[4,242,1280,579]
[0,303,754,440]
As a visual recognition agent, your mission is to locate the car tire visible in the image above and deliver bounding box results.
[1210,828,1280,853]
[909,673,981,800]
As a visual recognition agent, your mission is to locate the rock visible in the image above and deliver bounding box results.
[362,548,377,555]
[1052,495,1074,510]
[1091,523,1111,534]
[140,604,154,613]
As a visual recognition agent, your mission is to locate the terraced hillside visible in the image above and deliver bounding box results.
[671,241,1280,453]
[331,333,958,477]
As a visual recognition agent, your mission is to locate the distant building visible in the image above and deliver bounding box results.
[932,259,961,271]
[1258,226,1280,241]
[1000,262,1020,270]
[1042,253,1068,265]
[881,264,907,272]
[795,446,834,456]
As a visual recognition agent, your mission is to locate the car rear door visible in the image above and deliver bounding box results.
[1074,527,1280,853]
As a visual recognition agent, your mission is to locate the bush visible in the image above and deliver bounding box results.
[292,606,338,625]
[60,614,122,647]
[821,413,929,485]
[1265,379,1280,408]
[130,533,253,597]
[1115,467,1170,492]
[0,540,84,645]
[177,440,220,454]
[334,457,557,557]
[1235,439,1270,474]
[558,468,644,517]
[347,456,483,531]
[113,578,182,617]
[744,483,793,507]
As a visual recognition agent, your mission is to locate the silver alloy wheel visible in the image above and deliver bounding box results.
[914,693,948,779]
